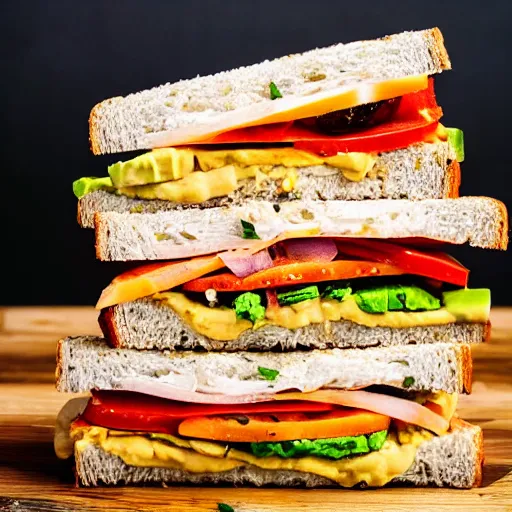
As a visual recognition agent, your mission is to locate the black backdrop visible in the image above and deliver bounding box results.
[4,0,511,305]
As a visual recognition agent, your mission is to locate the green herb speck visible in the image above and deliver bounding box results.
[269,82,283,100]
[403,376,415,388]
[258,367,280,381]
[155,232,172,241]
[241,219,260,239]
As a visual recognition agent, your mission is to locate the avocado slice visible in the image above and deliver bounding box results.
[355,286,440,314]
[355,288,388,313]
[445,127,464,163]
[402,286,440,311]
[72,176,114,198]
[108,148,195,187]
[387,286,405,311]
[443,289,491,322]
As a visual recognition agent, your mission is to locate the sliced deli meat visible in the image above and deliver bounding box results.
[98,378,448,435]
[274,390,449,435]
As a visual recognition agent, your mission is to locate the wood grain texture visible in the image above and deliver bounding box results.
[0,306,511,511]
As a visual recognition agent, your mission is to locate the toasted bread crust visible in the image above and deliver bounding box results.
[89,97,120,156]
[98,308,122,349]
[450,417,484,487]
[492,198,510,250]
[460,344,473,394]
[93,212,106,260]
[445,160,461,198]
[429,27,452,71]
[55,338,64,390]
[483,321,492,342]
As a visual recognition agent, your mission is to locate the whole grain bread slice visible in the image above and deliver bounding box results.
[100,297,490,352]
[56,336,472,395]
[74,418,482,488]
[77,141,459,228]
[94,197,508,261]
[89,28,450,155]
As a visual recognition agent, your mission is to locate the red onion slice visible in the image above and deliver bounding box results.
[220,249,273,278]
[282,238,338,262]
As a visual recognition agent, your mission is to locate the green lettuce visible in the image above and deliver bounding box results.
[250,430,387,460]
[233,292,265,323]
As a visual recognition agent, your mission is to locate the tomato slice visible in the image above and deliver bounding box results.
[182,259,406,292]
[178,409,391,442]
[293,120,438,156]
[334,239,469,287]
[81,390,339,434]
[201,78,442,156]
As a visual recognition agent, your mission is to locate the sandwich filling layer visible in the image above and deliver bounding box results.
[153,287,489,342]
[76,82,463,207]
[64,389,456,487]
[72,423,431,487]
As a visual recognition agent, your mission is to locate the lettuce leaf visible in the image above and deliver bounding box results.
[250,430,387,460]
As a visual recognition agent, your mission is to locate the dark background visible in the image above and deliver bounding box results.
[4,0,511,305]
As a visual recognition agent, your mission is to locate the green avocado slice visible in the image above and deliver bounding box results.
[442,289,491,322]
[355,286,440,314]
[72,177,114,198]
[108,148,195,188]
[445,127,464,163]
[402,286,441,311]
[355,288,388,313]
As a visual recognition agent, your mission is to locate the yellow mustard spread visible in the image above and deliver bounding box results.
[153,293,488,342]
[72,425,433,487]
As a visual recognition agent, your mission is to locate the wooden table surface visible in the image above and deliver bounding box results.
[0,307,511,511]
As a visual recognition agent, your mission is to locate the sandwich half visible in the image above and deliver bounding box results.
[55,337,482,488]
[74,28,462,227]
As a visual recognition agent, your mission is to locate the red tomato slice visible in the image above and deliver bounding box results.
[182,259,406,292]
[201,78,442,156]
[81,390,339,434]
[335,239,469,287]
[178,409,391,443]
[293,120,438,156]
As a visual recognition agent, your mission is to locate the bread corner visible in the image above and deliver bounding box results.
[445,160,461,198]
[459,344,473,394]
[98,308,122,348]
[429,27,452,71]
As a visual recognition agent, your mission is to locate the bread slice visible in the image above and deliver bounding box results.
[77,141,459,228]
[100,297,490,352]
[56,336,472,395]
[94,197,508,261]
[89,28,450,155]
[74,418,482,488]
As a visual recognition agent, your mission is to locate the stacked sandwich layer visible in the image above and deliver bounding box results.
[57,27,508,489]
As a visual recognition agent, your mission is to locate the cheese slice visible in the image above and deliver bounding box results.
[147,74,428,147]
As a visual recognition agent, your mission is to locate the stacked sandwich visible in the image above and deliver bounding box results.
[56,28,508,488]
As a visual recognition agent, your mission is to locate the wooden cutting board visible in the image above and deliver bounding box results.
[0,306,511,511]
